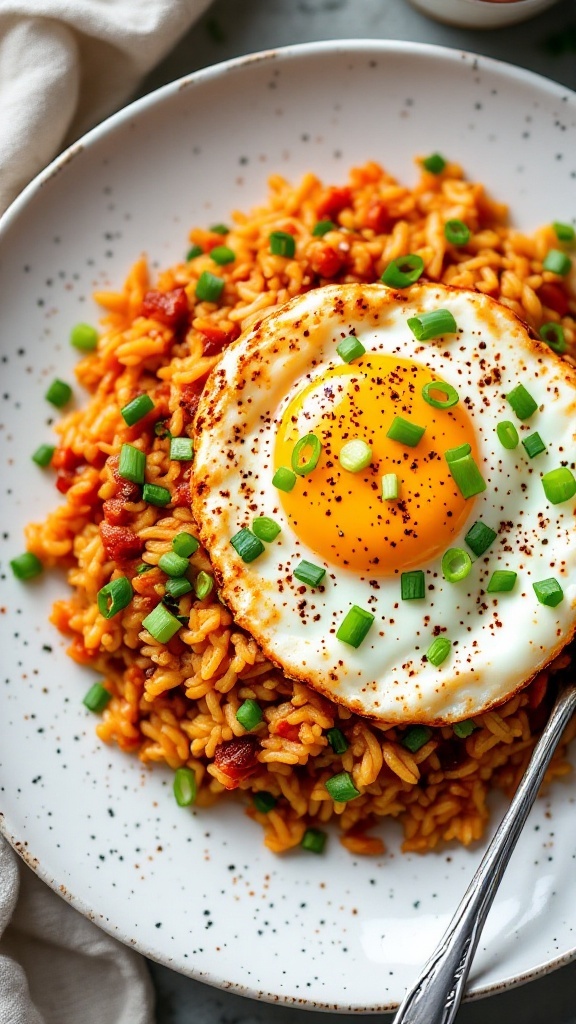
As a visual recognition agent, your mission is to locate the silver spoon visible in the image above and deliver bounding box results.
[392,675,576,1024]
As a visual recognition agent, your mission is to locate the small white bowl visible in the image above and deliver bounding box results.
[407,0,561,29]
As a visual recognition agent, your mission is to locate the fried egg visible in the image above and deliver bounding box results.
[191,283,576,723]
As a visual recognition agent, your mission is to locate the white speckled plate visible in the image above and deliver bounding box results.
[0,41,575,1013]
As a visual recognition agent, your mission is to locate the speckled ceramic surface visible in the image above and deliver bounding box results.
[0,41,575,1013]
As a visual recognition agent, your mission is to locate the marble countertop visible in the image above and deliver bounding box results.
[138,1,576,1021]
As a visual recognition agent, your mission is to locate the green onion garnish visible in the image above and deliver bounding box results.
[83,682,112,713]
[552,221,575,242]
[120,393,154,426]
[539,322,567,354]
[119,443,145,485]
[445,451,486,499]
[210,223,229,235]
[136,563,153,575]
[496,420,519,450]
[386,415,425,447]
[336,605,374,648]
[172,532,199,557]
[301,828,327,853]
[45,378,72,408]
[338,439,372,473]
[464,521,496,557]
[381,254,425,288]
[543,249,571,276]
[422,153,446,174]
[252,516,281,542]
[533,577,564,608]
[165,577,193,599]
[291,433,322,476]
[422,380,459,409]
[326,727,348,754]
[195,271,225,302]
[325,771,360,802]
[522,431,546,459]
[70,323,98,351]
[142,602,182,642]
[32,444,55,467]
[407,308,458,342]
[293,559,326,587]
[158,551,189,577]
[173,766,197,806]
[487,570,517,594]
[426,637,452,667]
[506,383,538,420]
[143,483,171,507]
[541,467,576,504]
[186,244,203,261]
[230,528,265,563]
[236,698,263,730]
[269,231,296,258]
[441,548,472,583]
[312,220,337,236]
[402,725,432,752]
[210,245,235,265]
[444,219,471,246]
[194,571,214,600]
[381,473,399,501]
[97,576,133,619]
[253,791,277,813]
[10,552,43,580]
[272,466,297,492]
[401,570,425,601]
[336,336,366,363]
[453,720,475,739]
[154,422,171,439]
[169,436,194,461]
[444,443,471,464]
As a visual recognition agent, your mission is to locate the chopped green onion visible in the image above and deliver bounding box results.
[325,771,360,802]
[407,308,458,342]
[154,421,171,439]
[97,576,133,619]
[253,791,277,813]
[194,571,214,600]
[142,602,182,642]
[120,393,154,426]
[195,271,225,302]
[426,636,452,667]
[210,223,229,235]
[172,532,199,557]
[32,444,55,467]
[487,569,517,594]
[165,576,193,598]
[543,249,571,276]
[312,220,337,236]
[422,380,459,409]
[441,548,472,583]
[496,420,519,450]
[83,682,112,713]
[444,219,471,246]
[173,766,197,806]
[293,559,326,587]
[401,570,425,601]
[336,336,366,363]
[210,245,235,265]
[10,551,43,580]
[236,698,263,730]
[422,153,446,174]
[533,577,564,608]
[338,439,372,473]
[464,521,497,557]
[136,563,154,575]
[70,323,98,351]
[453,720,475,739]
[387,415,425,447]
[119,443,145,485]
[169,436,194,461]
[381,254,425,288]
[381,473,400,501]
[541,467,576,504]
[252,516,281,542]
[230,528,265,563]
[506,383,538,420]
[291,433,322,476]
[269,231,296,257]
[336,605,374,648]
[143,483,171,507]
[552,221,575,243]
[444,443,471,464]
[445,451,486,499]
[45,378,72,408]
[402,725,432,752]
[301,828,327,853]
[272,466,297,492]
[522,431,546,459]
[326,727,348,754]
[539,322,567,354]
[186,244,203,260]
[158,551,189,577]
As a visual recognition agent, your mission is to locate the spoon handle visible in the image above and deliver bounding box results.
[393,679,576,1024]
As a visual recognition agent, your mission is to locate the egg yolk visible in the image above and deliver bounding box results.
[274,354,479,575]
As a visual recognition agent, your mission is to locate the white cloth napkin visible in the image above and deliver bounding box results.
[0,0,213,214]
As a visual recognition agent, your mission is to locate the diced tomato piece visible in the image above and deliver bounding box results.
[171,466,192,508]
[538,282,569,318]
[178,380,205,426]
[195,318,241,356]
[52,447,84,472]
[55,471,74,494]
[99,522,143,562]
[363,198,392,235]
[308,243,344,278]
[275,720,300,742]
[213,736,260,788]
[141,287,189,327]
[316,186,352,221]
[102,498,132,526]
